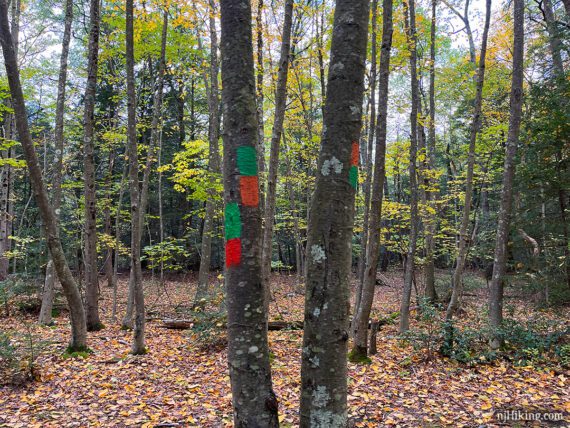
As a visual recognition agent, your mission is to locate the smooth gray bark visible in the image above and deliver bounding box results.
[220,0,278,425]
[299,0,370,425]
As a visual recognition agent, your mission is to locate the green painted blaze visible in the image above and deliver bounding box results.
[225,202,241,240]
[237,146,258,176]
[349,165,358,189]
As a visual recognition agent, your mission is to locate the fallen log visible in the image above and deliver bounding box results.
[160,319,193,330]
[161,313,398,332]
[268,321,303,331]
[159,319,304,331]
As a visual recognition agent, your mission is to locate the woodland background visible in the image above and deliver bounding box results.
[0,0,568,426]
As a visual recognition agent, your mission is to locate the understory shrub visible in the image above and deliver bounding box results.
[402,300,568,367]
[0,324,53,385]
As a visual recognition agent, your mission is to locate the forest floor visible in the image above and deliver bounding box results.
[0,270,568,427]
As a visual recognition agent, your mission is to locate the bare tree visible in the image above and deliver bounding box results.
[219,0,278,425]
[0,0,87,351]
[300,0,370,424]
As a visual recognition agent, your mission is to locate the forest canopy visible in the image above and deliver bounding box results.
[0,0,568,426]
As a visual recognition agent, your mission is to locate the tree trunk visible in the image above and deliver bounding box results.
[83,0,102,331]
[261,0,294,294]
[0,0,87,351]
[139,9,167,241]
[0,0,19,285]
[283,135,304,286]
[542,0,565,76]
[350,0,393,361]
[195,0,222,305]
[219,0,278,425]
[112,163,128,321]
[446,0,491,321]
[399,0,421,334]
[123,8,168,329]
[440,0,476,67]
[355,0,378,308]
[103,151,116,288]
[558,186,570,291]
[543,0,569,291]
[300,0,370,425]
[126,0,145,355]
[489,0,524,349]
[423,0,438,303]
[256,0,266,208]
[39,0,72,325]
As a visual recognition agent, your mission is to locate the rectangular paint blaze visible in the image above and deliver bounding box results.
[237,146,258,176]
[239,176,259,207]
[225,202,241,240]
[225,238,242,267]
[349,141,359,189]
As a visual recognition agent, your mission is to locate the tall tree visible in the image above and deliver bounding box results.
[399,0,421,333]
[0,0,18,284]
[0,0,87,351]
[356,0,379,290]
[424,0,438,302]
[194,0,221,305]
[219,0,278,425]
[83,0,102,331]
[351,0,394,361]
[542,0,564,76]
[39,0,74,326]
[123,6,168,327]
[261,0,295,291]
[126,0,145,355]
[440,0,476,65]
[446,0,492,321]
[256,0,266,206]
[489,0,524,349]
[299,0,370,425]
